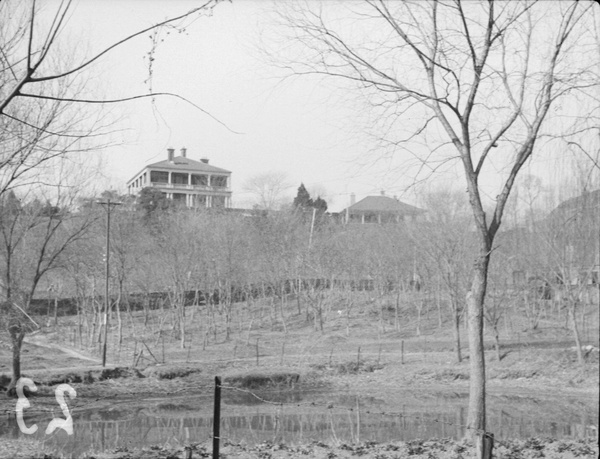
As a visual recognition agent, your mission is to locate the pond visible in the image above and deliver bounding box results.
[1,388,597,458]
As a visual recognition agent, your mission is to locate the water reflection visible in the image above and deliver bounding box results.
[0,390,597,458]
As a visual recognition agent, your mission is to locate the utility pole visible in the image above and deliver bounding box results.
[97,199,121,367]
[308,207,317,249]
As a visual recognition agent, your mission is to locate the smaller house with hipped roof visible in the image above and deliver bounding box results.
[338,192,426,224]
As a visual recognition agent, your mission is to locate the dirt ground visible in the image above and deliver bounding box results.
[0,305,598,458]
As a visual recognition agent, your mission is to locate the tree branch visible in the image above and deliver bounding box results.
[17,91,241,134]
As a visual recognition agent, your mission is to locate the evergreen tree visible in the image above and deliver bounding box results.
[313,196,328,213]
[292,183,329,214]
[293,183,313,209]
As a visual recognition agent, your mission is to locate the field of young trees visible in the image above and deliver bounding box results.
[2,183,597,384]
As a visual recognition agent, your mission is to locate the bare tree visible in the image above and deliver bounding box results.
[273,0,599,435]
[243,171,292,210]
[534,190,599,366]
[0,0,228,204]
[0,0,230,390]
[0,188,95,394]
[413,190,473,363]
[0,1,223,119]
[151,210,210,349]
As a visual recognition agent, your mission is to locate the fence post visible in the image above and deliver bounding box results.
[401,340,404,365]
[355,395,360,443]
[256,338,260,366]
[213,376,222,459]
[483,433,494,459]
[476,432,493,459]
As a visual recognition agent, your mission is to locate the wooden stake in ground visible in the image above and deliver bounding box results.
[401,340,405,365]
[476,432,494,459]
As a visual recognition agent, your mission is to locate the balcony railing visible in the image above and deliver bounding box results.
[149,182,229,191]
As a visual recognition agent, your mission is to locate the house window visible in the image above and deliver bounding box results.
[210,176,227,188]
[172,173,188,185]
[150,171,168,183]
[192,174,208,186]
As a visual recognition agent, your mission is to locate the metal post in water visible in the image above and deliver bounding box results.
[213,376,222,459]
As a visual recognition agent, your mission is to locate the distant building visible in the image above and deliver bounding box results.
[501,189,599,301]
[338,192,426,224]
[546,189,600,286]
[126,148,232,208]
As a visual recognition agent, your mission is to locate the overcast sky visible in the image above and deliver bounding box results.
[52,0,388,211]
[46,0,598,212]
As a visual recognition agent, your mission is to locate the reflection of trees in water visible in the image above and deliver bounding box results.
[224,389,306,406]
[1,394,596,456]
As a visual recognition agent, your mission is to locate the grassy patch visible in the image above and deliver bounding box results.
[311,360,385,375]
[142,365,201,380]
[225,371,301,389]
[29,366,145,387]
[489,369,539,380]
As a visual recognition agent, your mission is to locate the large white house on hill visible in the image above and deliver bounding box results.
[126,148,232,208]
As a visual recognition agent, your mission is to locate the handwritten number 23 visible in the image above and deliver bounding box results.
[16,377,76,436]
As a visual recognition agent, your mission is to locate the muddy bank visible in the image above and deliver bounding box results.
[1,355,597,416]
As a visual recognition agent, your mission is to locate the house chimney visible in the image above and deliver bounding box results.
[200,157,209,164]
[181,147,187,158]
[350,192,356,206]
[167,148,175,162]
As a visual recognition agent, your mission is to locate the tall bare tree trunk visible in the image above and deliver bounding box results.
[453,302,462,363]
[280,285,288,334]
[493,328,501,362]
[466,254,490,435]
[116,290,123,346]
[180,303,187,349]
[7,326,25,396]
[53,296,58,326]
[569,303,584,366]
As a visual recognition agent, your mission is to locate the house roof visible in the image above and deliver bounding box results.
[344,195,425,215]
[146,156,231,174]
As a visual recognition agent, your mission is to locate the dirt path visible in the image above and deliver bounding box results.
[23,334,100,364]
